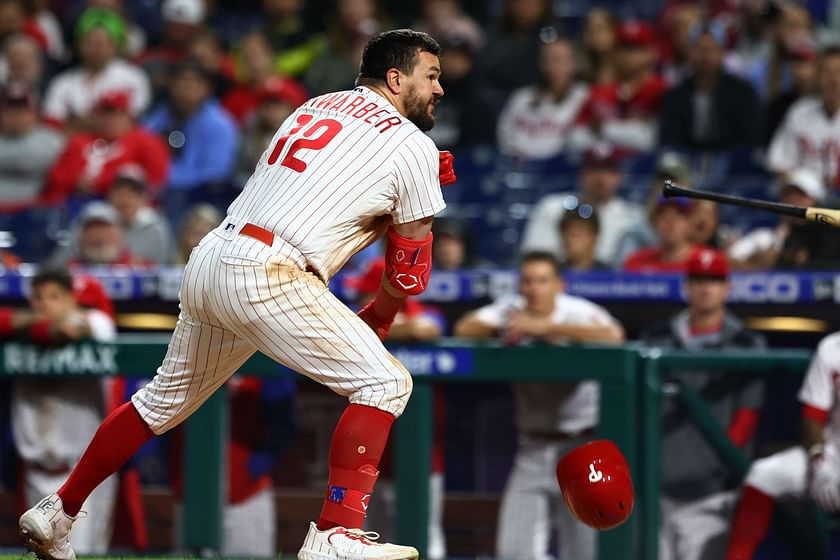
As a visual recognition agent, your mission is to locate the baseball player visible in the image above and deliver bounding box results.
[725,331,840,560]
[20,28,455,560]
[454,251,624,560]
[6,269,117,555]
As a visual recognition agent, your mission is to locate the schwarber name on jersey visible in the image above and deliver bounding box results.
[798,331,840,448]
[228,86,446,281]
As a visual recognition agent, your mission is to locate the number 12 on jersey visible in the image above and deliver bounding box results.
[267,114,343,173]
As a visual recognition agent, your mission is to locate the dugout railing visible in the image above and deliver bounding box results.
[0,337,814,560]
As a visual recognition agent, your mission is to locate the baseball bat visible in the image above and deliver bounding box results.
[662,180,840,228]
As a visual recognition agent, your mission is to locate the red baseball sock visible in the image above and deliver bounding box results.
[317,403,395,531]
[58,402,154,517]
[726,485,775,560]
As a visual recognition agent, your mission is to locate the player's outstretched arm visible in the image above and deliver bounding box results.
[357,216,435,341]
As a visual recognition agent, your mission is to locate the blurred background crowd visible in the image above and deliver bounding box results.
[0,0,838,270]
[0,0,839,558]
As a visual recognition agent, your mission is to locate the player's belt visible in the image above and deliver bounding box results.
[239,222,323,281]
[240,223,275,247]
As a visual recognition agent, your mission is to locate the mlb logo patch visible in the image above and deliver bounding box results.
[328,485,347,503]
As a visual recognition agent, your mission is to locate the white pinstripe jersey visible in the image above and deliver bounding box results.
[798,331,840,446]
[227,86,446,281]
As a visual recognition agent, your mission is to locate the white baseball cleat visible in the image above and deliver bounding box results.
[19,494,78,560]
[298,522,419,560]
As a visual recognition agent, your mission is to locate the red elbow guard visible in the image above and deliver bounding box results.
[384,227,433,296]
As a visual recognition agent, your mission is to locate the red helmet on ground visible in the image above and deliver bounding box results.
[556,439,634,530]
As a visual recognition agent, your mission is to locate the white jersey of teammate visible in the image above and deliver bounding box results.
[12,309,117,555]
[798,331,840,450]
[229,85,445,281]
[767,96,840,186]
[743,332,840,501]
[471,292,618,433]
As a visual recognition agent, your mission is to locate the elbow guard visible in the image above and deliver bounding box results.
[384,226,433,296]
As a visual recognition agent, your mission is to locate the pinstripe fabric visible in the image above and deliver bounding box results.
[133,234,412,433]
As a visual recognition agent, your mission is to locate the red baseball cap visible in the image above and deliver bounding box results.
[556,439,634,530]
[582,143,621,169]
[73,274,115,318]
[617,20,655,48]
[686,247,729,280]
[256,77,309,108]
[344,258,386,295]
[94,90,131,112]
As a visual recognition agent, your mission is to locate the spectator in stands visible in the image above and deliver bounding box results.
[42,8,150,130]
[658,4,704,85]
[557,206,609,271]
[424,31,486,149]
[0,0,27,47]
[455,251,624,560]
[43,90,170,201]
[624,196,697,273]
[236,75,306,185]
[137,0,206,104]
[659,21,762,152]
[303,0,387,96]
[170,203,221,265]
[143,59,240,222]
[107,165,173,264]
[473,0,560,141]
[763,37,817,146]
[746,2,812,100]
[640,248,766,560]
[8,267,118,554]
[1,33,46,95]
[728,167,840,269]
[767,45,840,187]
[260,0,325,78]
[616,151,694,264]
[344,257,447,559]
[0,82,63,206]
[725,330,840,560]
[496,36,589,160]
[66,201,151,266]
[521,144,645,268]
[689,200,728,250]
[579,8,617,85]
[187,29,236,100]
[413,0,483,52]
[568,20,667,155]
[225,32,307,126]
[432,219,471,271]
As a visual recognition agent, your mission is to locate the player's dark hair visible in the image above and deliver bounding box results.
[356,29,440,86]
[32,268,73,294]
[559,206,600,234]
[521,251,562,275]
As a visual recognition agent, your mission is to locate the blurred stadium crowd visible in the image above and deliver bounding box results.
[0,0,840,558]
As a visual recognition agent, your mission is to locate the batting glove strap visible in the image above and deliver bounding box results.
[384,227,433,297]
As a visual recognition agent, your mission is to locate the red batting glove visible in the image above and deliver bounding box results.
[439,150,456,186]
[357,287,404,341]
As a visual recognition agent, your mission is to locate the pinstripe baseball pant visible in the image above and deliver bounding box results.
[132,226,413,434]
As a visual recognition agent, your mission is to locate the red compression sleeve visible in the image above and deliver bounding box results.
[727,408,759,448]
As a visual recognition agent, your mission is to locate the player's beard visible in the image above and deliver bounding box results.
[404,84,436,131]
